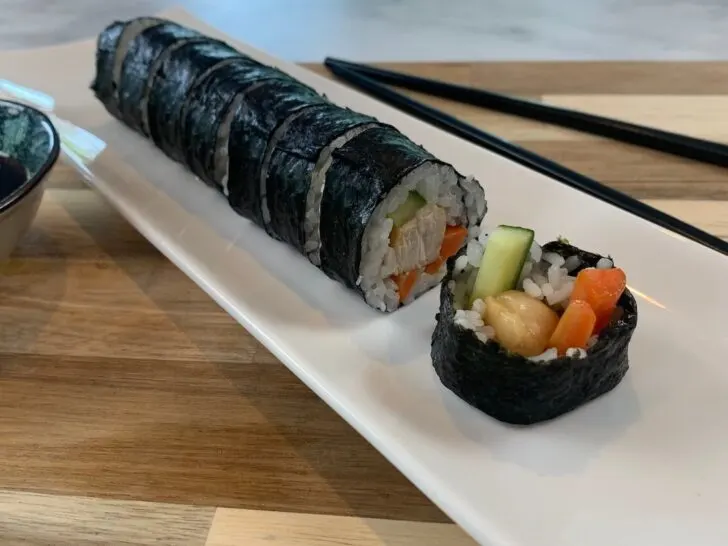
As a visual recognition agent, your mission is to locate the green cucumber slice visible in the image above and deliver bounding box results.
[470,225,535,303]
[387,191,426,227]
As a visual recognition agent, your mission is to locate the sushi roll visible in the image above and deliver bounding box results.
[116,21,204,136]
[264,103,381,253]
[431,225,638,425]
[181,59,299,188]
[226,78,328,231]
[90,17,487,312]
[91,16,165,121]
[316,125,486,311]
[146,40,242,162]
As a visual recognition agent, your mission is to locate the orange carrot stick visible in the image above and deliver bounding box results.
[393,270,418,302]
[425,257,445,275]
[439,225,468,260]
[569,266,627,333]
[548,300,597,356]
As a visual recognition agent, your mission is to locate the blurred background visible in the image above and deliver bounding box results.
[3,0,728,61]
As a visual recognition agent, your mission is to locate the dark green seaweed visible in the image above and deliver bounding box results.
[146,40,242,163]
[431,241,639,425]
[318,125,446,292]
[117,22,202,136]
[90,21,125,120]
[180,59,291,186]
[226,79,326,230]
[264,104,379,250]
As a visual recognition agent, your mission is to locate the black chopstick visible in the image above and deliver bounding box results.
[324,59,728,256]
[325,57,728,170]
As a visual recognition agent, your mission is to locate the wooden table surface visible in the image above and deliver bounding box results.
[2,61,726,545]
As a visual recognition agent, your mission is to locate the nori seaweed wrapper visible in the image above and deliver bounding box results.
[90,20,125,120]
[264,103,379,251]
[146,40,243,163]
[318,125,447,292]
[226,79,326,230]
[180,59,292,186]
[117,22,202,136]
[430,241,639,425]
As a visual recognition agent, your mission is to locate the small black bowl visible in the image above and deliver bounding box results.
[0,99,60,259]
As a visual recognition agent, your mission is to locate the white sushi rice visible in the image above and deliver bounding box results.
[596,257,614,269]
[356,163,486,312]
[566,347,588,359]
[522,278,542,299]
[454,307,496,345]
[564,255,581,272]
[453,254,469,276]
[528,348,558,363]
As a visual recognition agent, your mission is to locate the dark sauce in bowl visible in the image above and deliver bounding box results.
[0,155,28,201]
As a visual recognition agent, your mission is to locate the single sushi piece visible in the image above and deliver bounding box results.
[264,103,381,253]
[226,78,327,231]
[90,20,125,120]
[317,125,487,312]
[431,225,638,425]
[90,17,165,120]
[138,35,213,137]
[146,39,242,163]
[117,21,203,136]
[180,58,294,188]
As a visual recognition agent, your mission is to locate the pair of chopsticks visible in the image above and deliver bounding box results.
[324,58,728,257]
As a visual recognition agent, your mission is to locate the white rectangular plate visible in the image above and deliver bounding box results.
[2,9,728,546]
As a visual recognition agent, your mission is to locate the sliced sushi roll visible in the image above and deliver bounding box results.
[117,21,203,136]
[264,103,381,253]
[91,17,487,313]
[146,40,242,163]
[226,78,328,232]
[180,58,295,188]
[91,16,165,120]
[317,125,487,312]
[431,225,639,425]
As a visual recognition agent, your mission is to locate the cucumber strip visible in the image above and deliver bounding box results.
[470,225,534,304]
[387,191,426,227]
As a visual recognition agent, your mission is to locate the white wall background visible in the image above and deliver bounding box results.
[2,0,728,61]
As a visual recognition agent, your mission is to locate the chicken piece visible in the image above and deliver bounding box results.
[390,203,446,274]
[483,290,560,357]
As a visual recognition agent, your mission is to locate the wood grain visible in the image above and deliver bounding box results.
[304,61,728,95]
[204,508,477,546]
[3,61,728,545]
[0,490,214,546]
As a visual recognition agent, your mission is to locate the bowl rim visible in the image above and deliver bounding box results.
[0,98,61,215]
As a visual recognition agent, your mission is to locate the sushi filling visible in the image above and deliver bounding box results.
[357,164,486,312]
[450,225,626,362]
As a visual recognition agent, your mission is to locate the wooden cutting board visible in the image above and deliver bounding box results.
[1,61,726,545]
